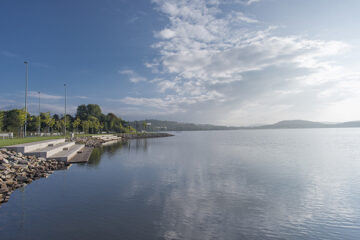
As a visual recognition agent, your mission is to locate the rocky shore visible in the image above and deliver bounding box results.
[0,133,172,205]
[73,133,173,146]
[0,148,68,205]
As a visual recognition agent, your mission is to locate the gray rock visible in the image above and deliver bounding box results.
[6,179,14,186]
[12,164,22,170]
[0,185,8,193]
[1,159,9,164]
[17,160,28,165]
[16,175,28,182]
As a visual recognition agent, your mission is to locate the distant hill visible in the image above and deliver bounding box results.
[336,121,360,128]
[129,119,360,131]
[257,120,328,129]
[254,120,360,129]
[129,119,241,131]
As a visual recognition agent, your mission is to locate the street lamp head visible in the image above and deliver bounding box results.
[24,61,28,64]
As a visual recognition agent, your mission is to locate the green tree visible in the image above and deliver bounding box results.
[72,118,81,133]
[106,113,117,131]
[0,111,4,132]
[87,104,102,119]
[53,114,60,121]
[76,104,102,121]
[88,116,100,134]
[41,112,52,133]
[55,120,62,133]
[0,104,132,135]
[124,125,136,133]
[143,121,147,131]
[4,109,26,136]
[76,104,88,120]
[81,120,90,134]
[60,116,70,134]
[48,117,55,133]
[27,115,38,132]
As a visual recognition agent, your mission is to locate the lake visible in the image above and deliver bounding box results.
[1,129,360,239]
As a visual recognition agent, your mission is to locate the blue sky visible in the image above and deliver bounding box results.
[1,0,360,125]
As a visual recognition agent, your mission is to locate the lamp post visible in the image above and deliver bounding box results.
[24,61,28,137]
[38,91,41,136]
[64,84,67,136]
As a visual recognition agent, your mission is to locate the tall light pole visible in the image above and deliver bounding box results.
[64,84,67,136]
[24,61,28,137]
[38,91,41,136]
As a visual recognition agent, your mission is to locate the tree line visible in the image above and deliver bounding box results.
[0,104,136,136]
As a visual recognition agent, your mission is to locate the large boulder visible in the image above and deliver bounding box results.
[16,175,28,183]
[6,179,14,187]
[17,159,29,165]
[1,158,9,164]
[0,184,8,193]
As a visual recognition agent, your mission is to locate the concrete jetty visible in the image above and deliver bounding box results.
[68,147,93,163]
[5,139,85,163]
[6,139,66,154]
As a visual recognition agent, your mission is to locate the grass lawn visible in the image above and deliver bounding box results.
[0,136,66,147]
[0,133,114,147]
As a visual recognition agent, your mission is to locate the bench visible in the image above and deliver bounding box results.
[0,133,13,139]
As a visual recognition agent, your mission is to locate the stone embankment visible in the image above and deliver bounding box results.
[74,133,173,146]
[0,133,172,205]
[74,137,105,148]
[74,136,126,148]
[0,148,67,205]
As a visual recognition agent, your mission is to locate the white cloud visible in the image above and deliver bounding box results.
[119,69,147,83]
[245,0,259,5]
[73,96,89,99]
[118,0,358,124]
[156,29,177,39]
[109,89,223,113]
[28,91,63,100]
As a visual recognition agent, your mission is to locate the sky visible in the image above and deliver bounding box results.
[1,0,360,126]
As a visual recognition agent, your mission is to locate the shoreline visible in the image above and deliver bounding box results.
[0,132,173,206]
[0,148,68,204]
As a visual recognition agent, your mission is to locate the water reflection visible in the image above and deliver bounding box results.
[86,142,128,167]
[117,130,360,239]
[127,139,148,153]
[1,130,360,240]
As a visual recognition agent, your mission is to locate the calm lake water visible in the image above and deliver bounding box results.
[1,129,360,239]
